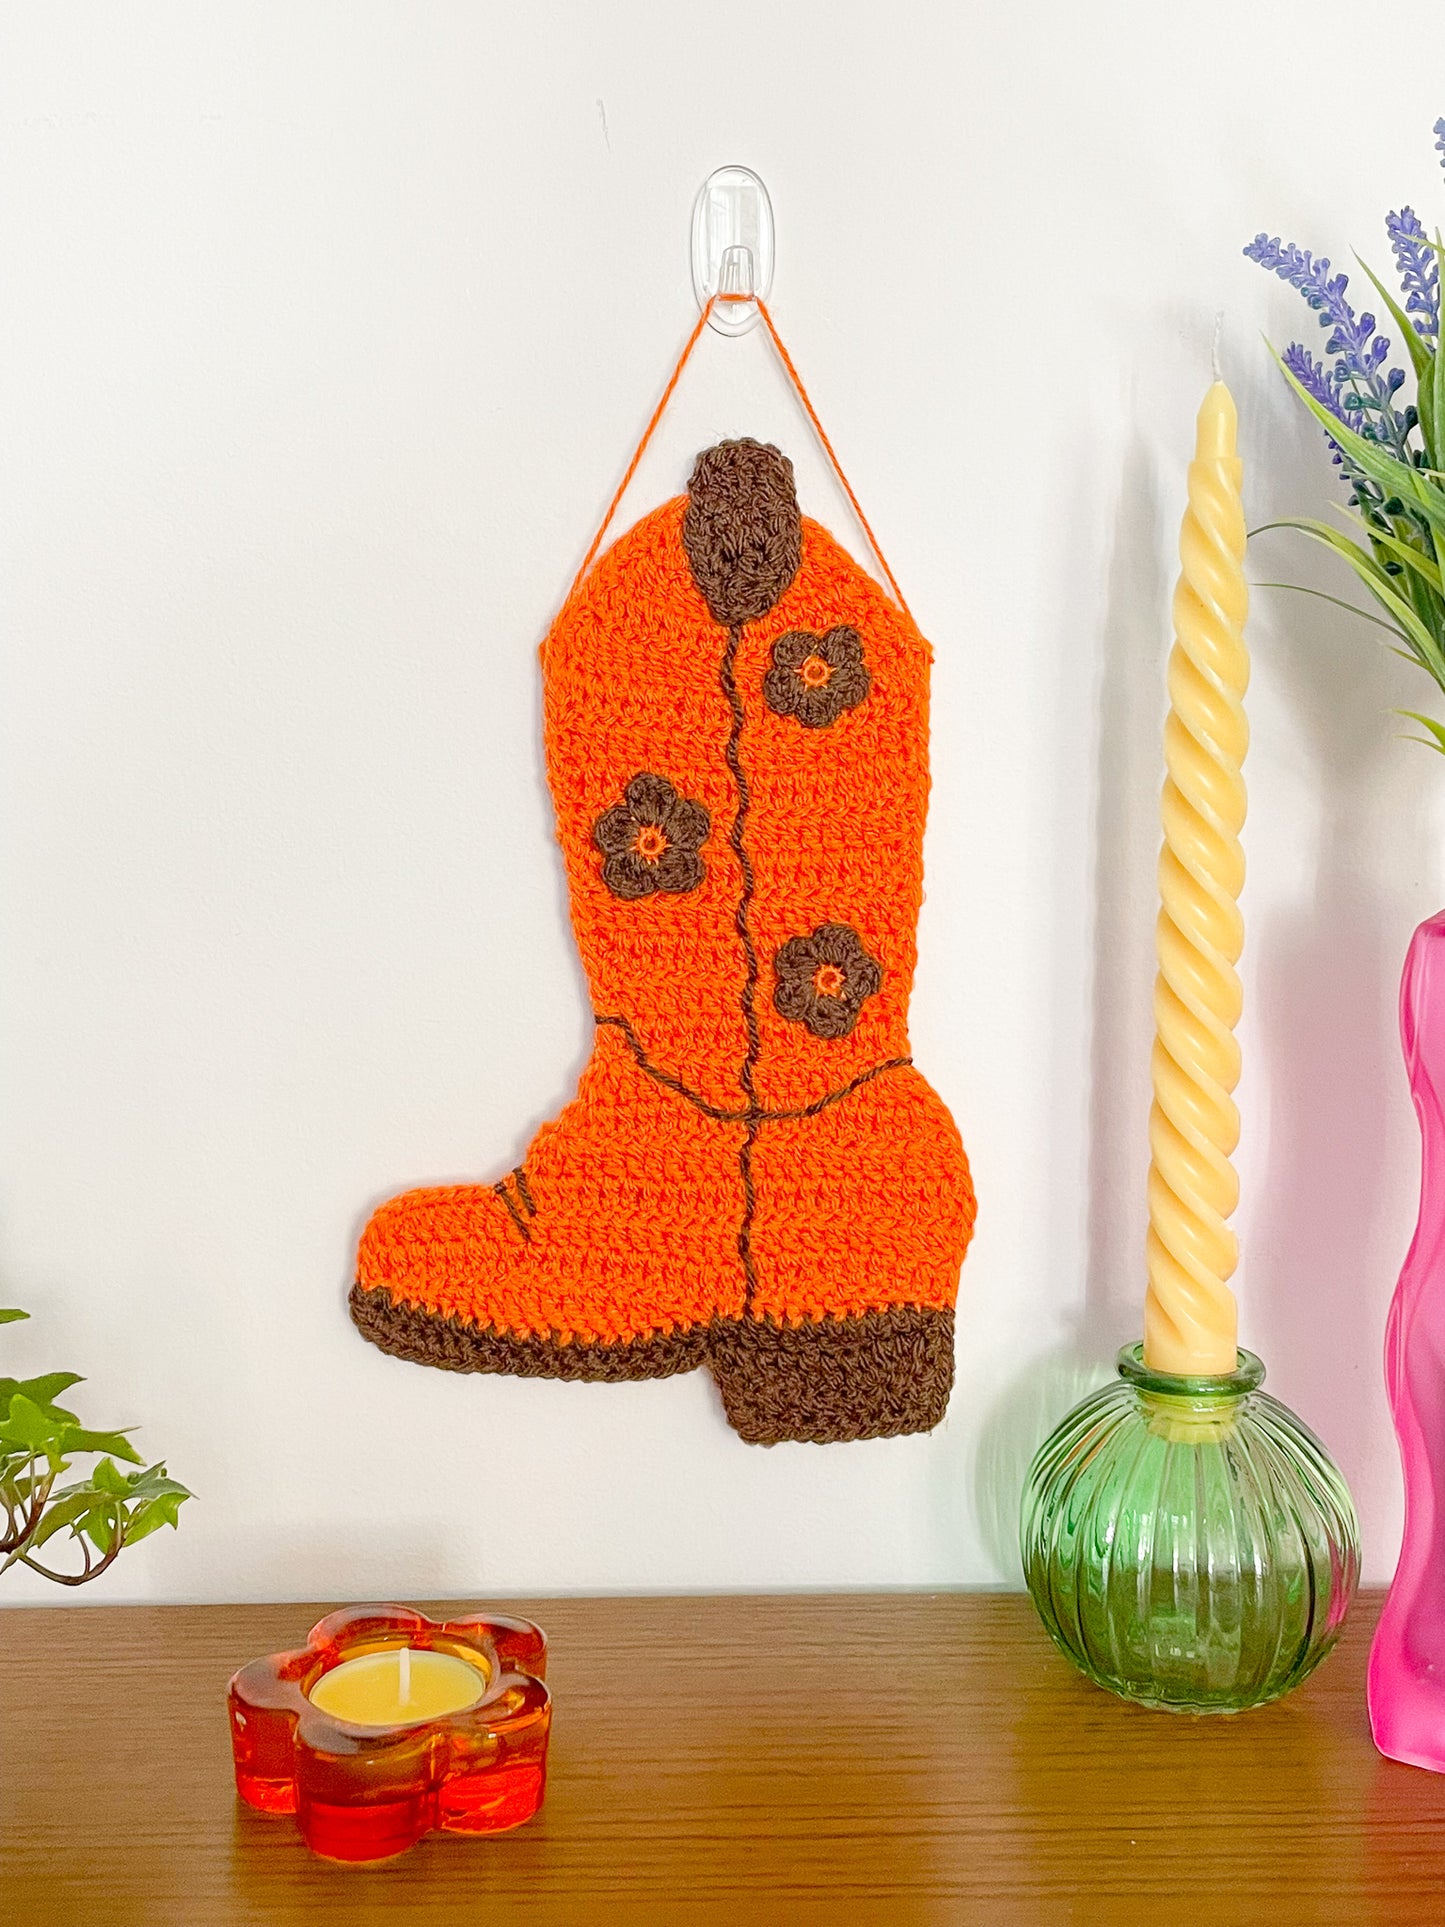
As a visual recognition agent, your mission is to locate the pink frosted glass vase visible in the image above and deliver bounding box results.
[1370,910,1445,1768]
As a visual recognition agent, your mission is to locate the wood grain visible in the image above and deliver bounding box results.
[1,1591,1442,1926]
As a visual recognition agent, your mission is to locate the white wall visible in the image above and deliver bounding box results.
[3,1,1442,1604]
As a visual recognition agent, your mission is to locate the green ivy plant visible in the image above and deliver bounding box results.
[0,1307,191,1587]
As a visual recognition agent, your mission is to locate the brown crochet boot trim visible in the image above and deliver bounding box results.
[708,1306,955,1444]
[349,1282,710,1381]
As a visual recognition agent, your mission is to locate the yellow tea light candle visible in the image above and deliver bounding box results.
[308,1646,485,1726]
[1143,380,1249,1378]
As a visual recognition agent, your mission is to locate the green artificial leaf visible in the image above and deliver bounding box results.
[1433,236,1445,477]
[1251,580,1403,633]
[1340,512,1445,594]
[1276,352,1445,543]
[0,1310,29,1325]
[1256,515,1445,679]
[1356,252,1435,384]
[1422,364,1438,458]
[1398,709,1445,755]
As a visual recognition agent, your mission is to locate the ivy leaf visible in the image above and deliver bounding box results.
[121,1464,191,1502]
[124,1490,190,1544]
[0,1401,79,1438]
[89,1456,133,1498]
[59,1427,143,1465]
[0,1310,190,1585]
[0,1394,65,1453]
[28,1490,104,1550]
[83,1502,116,1556]
[0,1373,83,1409]
[40,1475,128,1556]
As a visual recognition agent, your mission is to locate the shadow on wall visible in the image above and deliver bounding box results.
[1248,485,1428,1564]
[972,441,1166,1581]
[216,1522,478,1607]
[343,647,596,1289]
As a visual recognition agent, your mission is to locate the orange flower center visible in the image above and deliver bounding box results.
[813,963,846,999]
[799,654,833,689]
[634,824,669,863]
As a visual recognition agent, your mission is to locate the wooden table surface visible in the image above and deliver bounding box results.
[1,1589,1442,1926]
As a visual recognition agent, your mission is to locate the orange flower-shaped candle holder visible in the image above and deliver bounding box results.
[227,1605,550,1862]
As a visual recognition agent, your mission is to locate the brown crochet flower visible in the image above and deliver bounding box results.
[763,626,871,729]
[773,923,882,1039]
[593,773,711,901]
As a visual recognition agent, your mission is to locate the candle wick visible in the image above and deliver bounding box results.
[1211,311,1224,383]
[399,1645,411,1706]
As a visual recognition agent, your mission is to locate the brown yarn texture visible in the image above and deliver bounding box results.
[350,1280,710,1382]
[711,1307,957,1445]
[682,440,803,626]
[351,438,977,1444]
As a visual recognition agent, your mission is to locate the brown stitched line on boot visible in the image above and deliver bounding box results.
[595,1013,745,1118]
[765,1062,913,1122]
[492,1179,532,1243]
[512,1166,537,1216]
[719,620,763,1310]
[595,1014,912,1124]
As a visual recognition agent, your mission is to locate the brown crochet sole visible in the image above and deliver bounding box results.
[349,1281,709,1381]
[708,1306,956,1445]
[350,1284,955,1441]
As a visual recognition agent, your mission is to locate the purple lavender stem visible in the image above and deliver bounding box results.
[1388,207,1440,343]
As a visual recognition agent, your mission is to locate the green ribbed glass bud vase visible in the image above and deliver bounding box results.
[1020,1344,1360,1713]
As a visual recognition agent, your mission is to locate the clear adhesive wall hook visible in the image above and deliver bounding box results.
[691,165,774,337]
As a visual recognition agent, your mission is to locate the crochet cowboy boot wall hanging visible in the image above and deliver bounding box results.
[350,306,976,1444]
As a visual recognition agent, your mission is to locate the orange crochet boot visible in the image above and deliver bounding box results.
[351,439,976,1440]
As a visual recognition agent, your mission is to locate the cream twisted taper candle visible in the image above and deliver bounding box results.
[1143,382,1250,1377]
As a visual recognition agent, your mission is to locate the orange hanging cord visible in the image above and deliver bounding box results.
[564,293,916,627]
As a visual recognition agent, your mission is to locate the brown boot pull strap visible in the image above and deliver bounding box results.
[564,294,916,629]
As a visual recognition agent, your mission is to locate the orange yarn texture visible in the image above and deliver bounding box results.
[352,440,976,1444]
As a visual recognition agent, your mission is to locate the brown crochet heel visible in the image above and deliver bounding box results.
[708,1306,956,1445]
